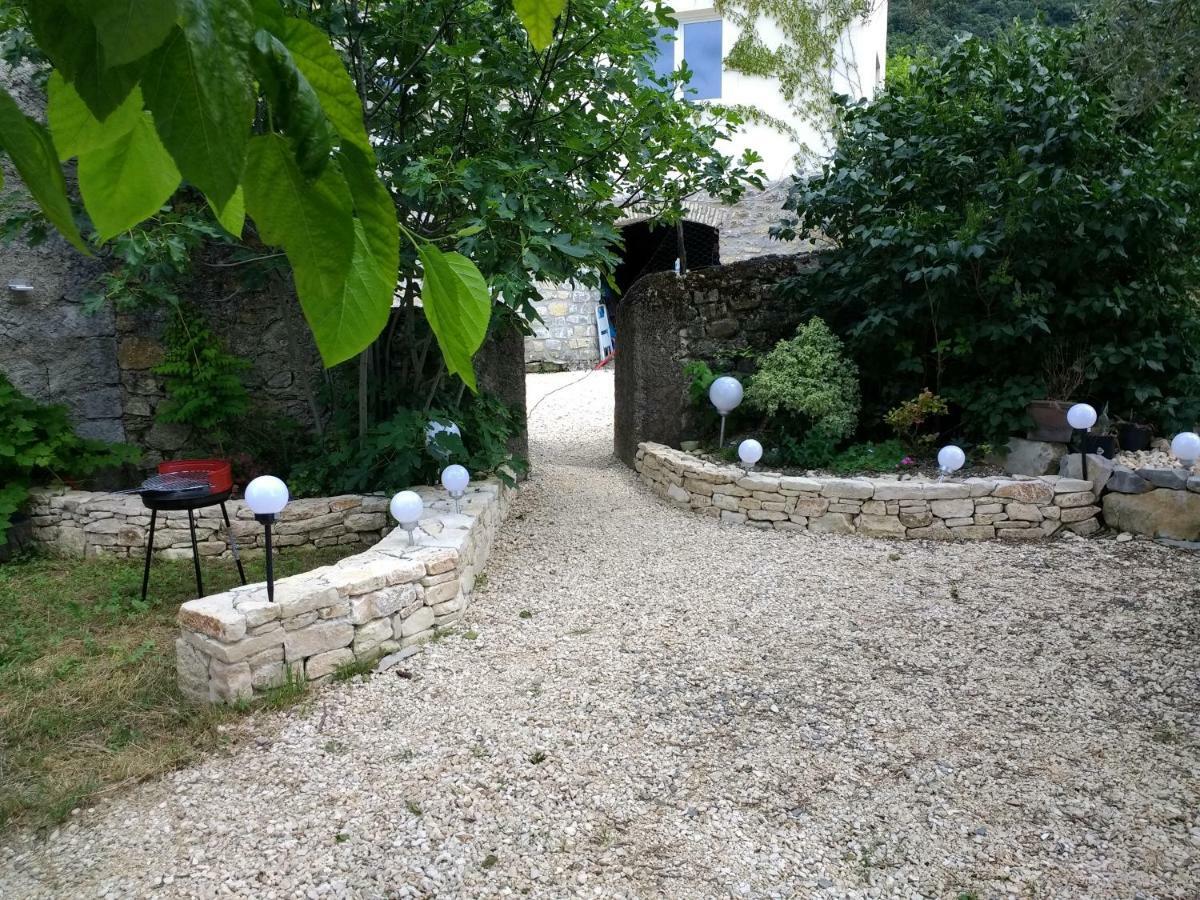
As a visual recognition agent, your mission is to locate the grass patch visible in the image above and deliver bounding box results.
[0,545,357,829]
[332,654,378,682]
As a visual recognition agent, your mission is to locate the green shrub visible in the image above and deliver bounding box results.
[885,389,949,449]
[682,360,718,406]
[745,317,860,441]
[0,375,138,544]
[776,23,1200,440]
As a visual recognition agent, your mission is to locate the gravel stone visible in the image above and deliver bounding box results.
[1,370,1197,899]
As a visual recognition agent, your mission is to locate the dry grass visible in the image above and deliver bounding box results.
[0,545,357,829]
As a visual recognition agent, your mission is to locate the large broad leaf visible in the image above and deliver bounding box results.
[335,145,399,354]
[417,243,491,391]
[280,18,373,157]
[141,0,255,208]
[87,0,181,66]
[0,87,89,254]
[250,29,334,177]
[513,0,566,50]
[243,134,363,366]
[47,72,143,161]
[78,114,181,242]
[28,0,143,118]
[208,185,245,237]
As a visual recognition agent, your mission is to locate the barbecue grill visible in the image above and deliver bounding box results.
[125,460,247,601]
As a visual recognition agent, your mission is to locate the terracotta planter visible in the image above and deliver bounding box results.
[1026,400,1073,442]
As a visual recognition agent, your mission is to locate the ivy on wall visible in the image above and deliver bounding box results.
[717,0,878,149]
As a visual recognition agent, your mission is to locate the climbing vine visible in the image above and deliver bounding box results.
[717,0,879,147]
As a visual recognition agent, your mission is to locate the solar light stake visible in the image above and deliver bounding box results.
[708,376,743,448]
[1067,404,1098,485]
[245,476,290,602]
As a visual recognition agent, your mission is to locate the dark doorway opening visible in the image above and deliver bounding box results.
[604,220,719,322]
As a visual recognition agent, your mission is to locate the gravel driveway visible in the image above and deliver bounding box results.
[3,370,1198,899]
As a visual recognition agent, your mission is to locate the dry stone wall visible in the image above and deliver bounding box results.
[176,479,510,703]
[25,488,391,560]
[637,443,1101,541]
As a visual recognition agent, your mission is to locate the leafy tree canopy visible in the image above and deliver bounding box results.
[776,23,1200,441]
[888,0,1080,52]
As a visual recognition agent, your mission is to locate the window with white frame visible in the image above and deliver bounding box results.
[643,18,723,101]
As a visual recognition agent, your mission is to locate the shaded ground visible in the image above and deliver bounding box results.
[1,370,1197,899]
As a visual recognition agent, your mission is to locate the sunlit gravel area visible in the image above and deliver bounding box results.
[2,369,1198,899]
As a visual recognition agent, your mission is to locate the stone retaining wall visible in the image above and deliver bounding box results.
[177,478,511,703]
[1058,454,1200,541]
[637,443,1101,540]
[25,488,391,560]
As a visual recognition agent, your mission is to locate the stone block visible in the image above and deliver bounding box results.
[1136,468,1190,491]
[992,481,1054,505]
[930,499,973,519]
[719,510,747,525]
[182,623,285,665]
[775,520,806,532]
[1006,502,1043,523]
[945,517,974,527]
[284,621,354,661]
[861,500,886,516]
[998,526,1042,541]
[818,479,873,500]
[1059,505,1099,524]
[828,501,863,514]
[792,497,830,517]
[178,595,246,643]
[908,523,952,540]
[209,659,252,703]
[872,483,930,501]
[399,606,436,637]
[898,510,933,528]
[974,503,1003,515]
[1058,453,1113,495]
[747,509,787,522]
[1068,517,1102,536]
[737,474,781,491]
[283,611,319,631]
[666,483,691,505]
[176,638,211,701]
[951,525,995,540]
[919,483,972,500]
[424,579,460,606]
[808,513,855,535]
[1103,489,1200,540]
[1054,491,1097,508]
[1106,466,1153,495]
[857,515,906,538]
[1053,478,1092,493]
[354,619,393,653]
[1003,437,1066,476]
[324,556,425,597]
[305,648,354,680]
[779,476,822,492]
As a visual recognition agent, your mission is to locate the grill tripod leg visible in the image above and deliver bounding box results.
[141,509,157,602]
[221,502,247,586]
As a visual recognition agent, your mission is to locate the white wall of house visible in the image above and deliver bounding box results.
[662,0,888,179]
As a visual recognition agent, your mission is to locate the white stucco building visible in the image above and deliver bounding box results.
[525,0,889,369]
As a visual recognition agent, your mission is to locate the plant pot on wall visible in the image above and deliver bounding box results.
[1117,423,1152,452]
[1084,434,1119,459]
[1026,400,1073,442]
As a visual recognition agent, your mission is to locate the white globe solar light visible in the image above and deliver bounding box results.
[1067,403,1097,431]
[441,464,469,512]
[245,475,289,517]
[390,490,425,545]
[738,438,763,468]
[244,475,289,603]
[937,444,966,474]
[708,376,743,414]
[1170,431,1200,466]
[425,419,461,460]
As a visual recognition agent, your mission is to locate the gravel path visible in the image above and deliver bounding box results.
[3,370,1199,899]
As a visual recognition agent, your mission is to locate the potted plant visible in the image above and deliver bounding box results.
[1083,402,1119,459]
[1116,412,1153,452]
[1026,345,1088,442]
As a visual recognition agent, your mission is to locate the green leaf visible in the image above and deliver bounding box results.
[243,134,361,366]
[28,0,143,118]
[417,243,491,391]
[78,114,182,241]
[512,0,566,50]
[87,0,181,66]
[251,29,334,177]
[335,145,398,350]
[0,87,89,254]
[141,0,255,208]
[208,186,245,237]
[47,72,143,161]
[280,18,373,158]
